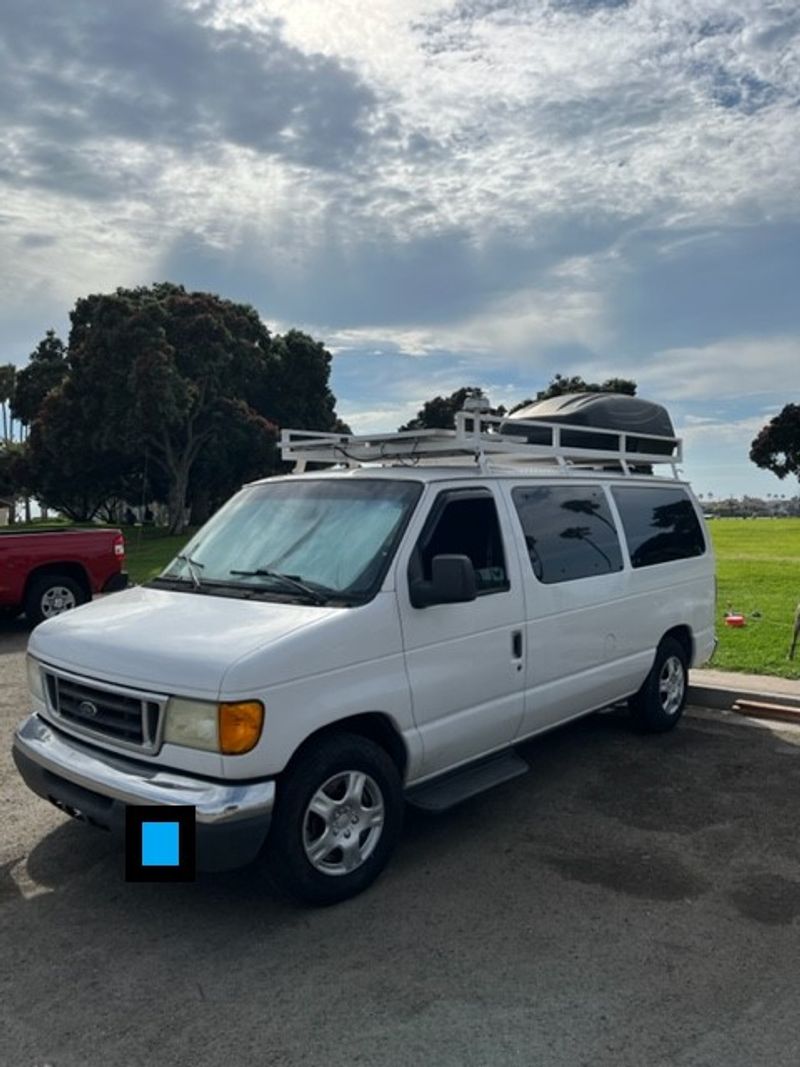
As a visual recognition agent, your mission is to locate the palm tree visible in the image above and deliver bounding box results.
[560,496,617,533]
[0,364,16,444]
[561,526,613,570]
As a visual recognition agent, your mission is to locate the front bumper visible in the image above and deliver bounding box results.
[101,570,129,594]
[12,714,275,871]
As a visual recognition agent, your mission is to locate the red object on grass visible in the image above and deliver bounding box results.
[725,614,746,627]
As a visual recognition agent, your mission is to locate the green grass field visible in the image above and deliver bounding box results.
[123,525,194,584]
[708,518,800,679]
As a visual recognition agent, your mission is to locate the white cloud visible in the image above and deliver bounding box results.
[208,0,800,242]
[343,403,422,433]
[2,0,799,502]
[637,336,800,401]
[325,276,606,358]
[676,410,787,497]
[0,178,162,311]
[5,0,797,315]
[677,412,767,445]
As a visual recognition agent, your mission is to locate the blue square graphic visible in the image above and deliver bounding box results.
[141,821,180,867]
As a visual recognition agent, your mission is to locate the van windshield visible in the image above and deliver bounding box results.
[157,478,422,604]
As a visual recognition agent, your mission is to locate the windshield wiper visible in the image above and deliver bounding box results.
[176,553,205,590]
[229,568,329,605]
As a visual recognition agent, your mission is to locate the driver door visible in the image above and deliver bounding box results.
[396,485,526,777]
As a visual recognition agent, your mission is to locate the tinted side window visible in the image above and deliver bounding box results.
[612,486,706,568]
[414,493,508,594]
[511,485,624,584]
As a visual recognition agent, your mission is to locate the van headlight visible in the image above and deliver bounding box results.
[163,698,264,755]
[26,656,45,702]
[163,698,219,752]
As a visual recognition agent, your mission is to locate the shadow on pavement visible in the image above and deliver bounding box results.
[0,616,30,655]
[3,707,800,1067]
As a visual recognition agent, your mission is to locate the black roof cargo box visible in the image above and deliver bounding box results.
[501,393,676,456]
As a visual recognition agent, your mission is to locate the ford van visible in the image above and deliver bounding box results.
[13,396,716,903]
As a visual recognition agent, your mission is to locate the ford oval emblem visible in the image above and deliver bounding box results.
[78,700,99,718]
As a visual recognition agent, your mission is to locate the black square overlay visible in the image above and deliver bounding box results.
[125,804,196,882]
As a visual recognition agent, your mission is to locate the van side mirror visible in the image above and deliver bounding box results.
[410,554,477,608]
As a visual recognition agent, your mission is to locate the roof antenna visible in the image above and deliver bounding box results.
[461,395,492,467]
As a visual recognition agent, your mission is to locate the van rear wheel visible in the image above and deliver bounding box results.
[628,637,688,733]
[264,733,403,905]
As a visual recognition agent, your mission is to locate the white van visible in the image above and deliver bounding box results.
[13,398,715,903]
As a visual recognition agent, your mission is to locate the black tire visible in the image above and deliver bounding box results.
[265,732,404,905]
[628,636,689,733]
[24,574,87,626]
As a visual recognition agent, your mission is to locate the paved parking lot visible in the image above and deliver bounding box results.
[2,621,800,1067]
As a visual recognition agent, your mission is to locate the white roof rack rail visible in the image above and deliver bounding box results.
[281,410,683,478]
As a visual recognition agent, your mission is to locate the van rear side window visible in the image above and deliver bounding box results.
[612,486,706,568]
[511,485,624,584]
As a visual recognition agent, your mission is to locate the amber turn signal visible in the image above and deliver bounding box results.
[218,701,264,755]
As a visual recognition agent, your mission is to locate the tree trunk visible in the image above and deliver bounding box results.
[168,460,191,535]
[152,423,214,536]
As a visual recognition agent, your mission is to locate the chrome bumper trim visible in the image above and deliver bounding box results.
[13,714,275,825]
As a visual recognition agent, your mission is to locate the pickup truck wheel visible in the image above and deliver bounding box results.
[265,733,403,905]
[628,636,688,733]
[24,575,86,626]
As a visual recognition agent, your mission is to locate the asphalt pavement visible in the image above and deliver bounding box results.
[2,620,800,1067]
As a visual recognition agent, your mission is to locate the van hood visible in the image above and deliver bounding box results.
[28,585,339,697]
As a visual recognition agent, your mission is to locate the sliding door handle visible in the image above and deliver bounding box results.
[512,630,523,659]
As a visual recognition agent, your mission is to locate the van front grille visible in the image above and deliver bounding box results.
[44,672,162,751]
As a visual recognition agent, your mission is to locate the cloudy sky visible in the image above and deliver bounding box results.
[2,0,799,496]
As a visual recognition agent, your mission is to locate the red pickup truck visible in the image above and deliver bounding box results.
[0,527,128,625]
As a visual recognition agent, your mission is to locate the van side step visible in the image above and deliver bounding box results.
[405,750,529,812]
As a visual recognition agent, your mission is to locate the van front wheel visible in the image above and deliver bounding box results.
[628,637,688,733]
[265,733,403,905]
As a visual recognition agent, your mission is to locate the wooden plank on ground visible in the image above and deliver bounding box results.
[732,700,800,725]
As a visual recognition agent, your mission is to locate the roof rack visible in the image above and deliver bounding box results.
[280,410,683,478]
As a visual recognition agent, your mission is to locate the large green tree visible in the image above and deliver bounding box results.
[61,283,281,532]
[267,330,343,432]
[508,373,638,414]
[20,284,348,531]
[11,331,68,427]
[750,404,800,484]
[398,387,505,431]
[187,399,279,525]
[400,377,638,431]
[20,383,138,521]
[0,443,23,507]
